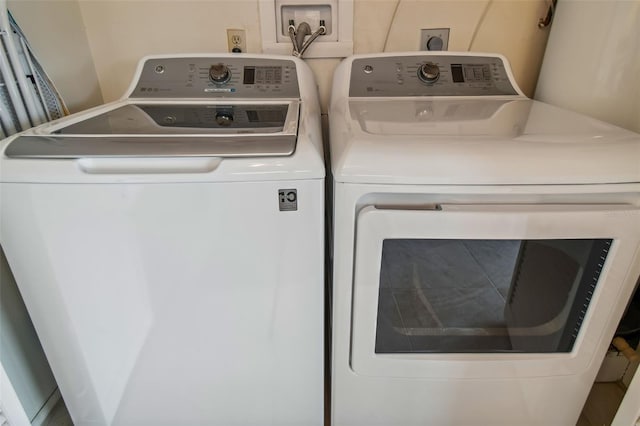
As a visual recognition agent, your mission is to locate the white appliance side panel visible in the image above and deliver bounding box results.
[1,180,324,426]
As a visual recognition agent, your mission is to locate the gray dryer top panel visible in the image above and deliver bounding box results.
[349,55,518,97]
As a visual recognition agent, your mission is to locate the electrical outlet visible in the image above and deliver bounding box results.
[227,29,247,53]
[420,28,450,51]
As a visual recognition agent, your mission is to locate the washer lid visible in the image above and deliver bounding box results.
[331,98,640,185]
[5,101,299,158]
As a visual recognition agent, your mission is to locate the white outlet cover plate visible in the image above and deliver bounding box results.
[259,0,353,58]
[227,29,247,53]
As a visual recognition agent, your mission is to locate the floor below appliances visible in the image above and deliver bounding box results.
[329,52,640,426]
[0,54,325,425]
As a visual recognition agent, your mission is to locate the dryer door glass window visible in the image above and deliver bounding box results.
[375,238,612,354]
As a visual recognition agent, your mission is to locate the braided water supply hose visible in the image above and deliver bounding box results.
[287,19,326,58]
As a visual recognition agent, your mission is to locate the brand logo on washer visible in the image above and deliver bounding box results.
[278,189,297,211]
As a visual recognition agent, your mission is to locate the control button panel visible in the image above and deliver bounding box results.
[349,55,518,97]
[131,57,299,98]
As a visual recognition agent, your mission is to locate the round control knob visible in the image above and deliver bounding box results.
[209,63,231,84]
[215,112,234,126]
[417,62,440,84]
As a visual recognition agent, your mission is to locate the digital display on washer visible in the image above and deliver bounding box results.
[243,67,256,84]
[451,64,491,83]
[243,66,283,85]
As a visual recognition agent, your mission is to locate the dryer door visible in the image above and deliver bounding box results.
[351,204,640,379]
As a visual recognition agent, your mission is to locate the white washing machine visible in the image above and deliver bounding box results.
[329,52,640,426]
[0,54,324,425]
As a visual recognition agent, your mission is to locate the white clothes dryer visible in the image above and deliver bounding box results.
[329,52,640,426]
[0,54,324,425]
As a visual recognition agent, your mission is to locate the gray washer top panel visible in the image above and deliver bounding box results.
[349,55,518,97]
[131,57,300,99]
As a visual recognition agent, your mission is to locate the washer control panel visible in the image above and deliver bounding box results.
[349,55,518,97]
[131,57,299,98]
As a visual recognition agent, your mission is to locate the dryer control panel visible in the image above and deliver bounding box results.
[349,55,518,97]
[131,57,300,98]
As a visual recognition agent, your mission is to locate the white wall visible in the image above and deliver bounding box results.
[7,1,551,113]
[77,0,264,105]
[8,0,103,113]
